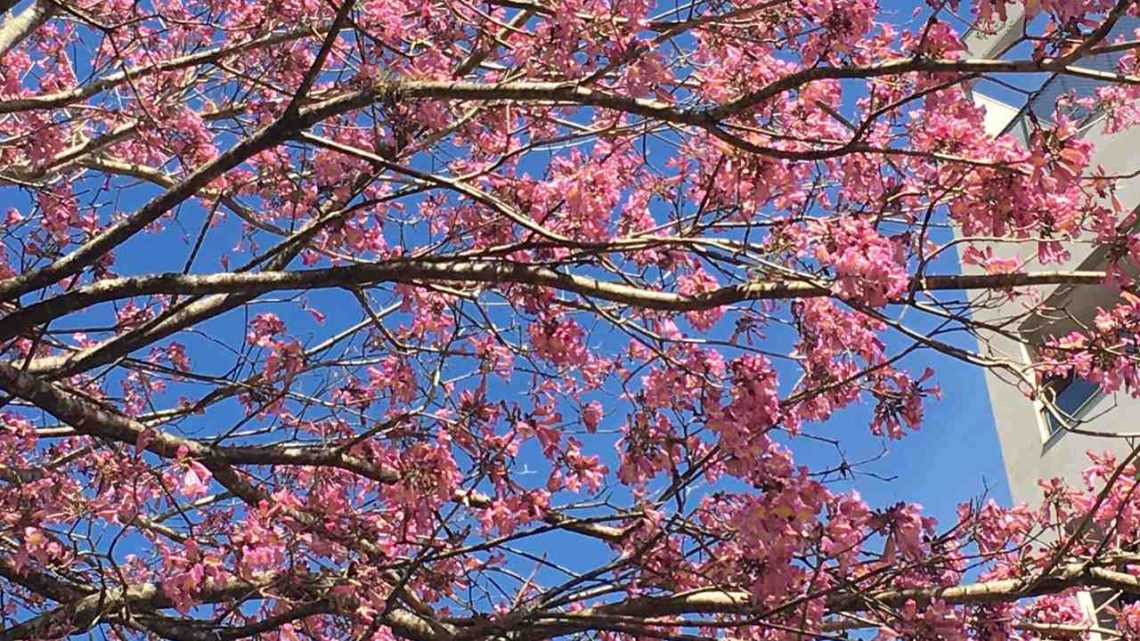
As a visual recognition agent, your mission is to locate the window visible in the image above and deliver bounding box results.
[1040,370,1100,435]
[1015,254,1126,441]
[1091,588,1140,633]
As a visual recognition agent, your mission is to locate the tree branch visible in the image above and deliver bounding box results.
[0,360,627,543]
[0,0,54,58]
[0,263,1108,344]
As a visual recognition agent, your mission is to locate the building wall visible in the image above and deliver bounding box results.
[964,13,1140,507]
[973,117,1140,506]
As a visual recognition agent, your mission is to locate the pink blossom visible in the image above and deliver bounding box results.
[180,461,212,499]
[810,217,909,306]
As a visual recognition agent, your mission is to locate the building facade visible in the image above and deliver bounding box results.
[963,10,1140,634]
[964,8,1139,508]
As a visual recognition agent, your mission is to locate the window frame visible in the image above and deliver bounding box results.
[1019,337,1104,444]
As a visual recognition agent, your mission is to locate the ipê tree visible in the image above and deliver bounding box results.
[2,0,1140,639]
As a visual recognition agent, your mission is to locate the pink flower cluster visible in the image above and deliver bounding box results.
[809,217,909,306]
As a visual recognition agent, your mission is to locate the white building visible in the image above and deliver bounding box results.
[963,5,1138,507]
[963,8,1140,632]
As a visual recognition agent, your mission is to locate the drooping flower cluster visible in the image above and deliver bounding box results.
[808,217,910,306]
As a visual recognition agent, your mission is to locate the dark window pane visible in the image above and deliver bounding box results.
[1044,372,1100,435]
[1055,375,1100,415]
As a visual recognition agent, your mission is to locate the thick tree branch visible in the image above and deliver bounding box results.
[0,0,53,58]
[481,565,1140,641]
[0,572,446,641]
[0,263,1109,344]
